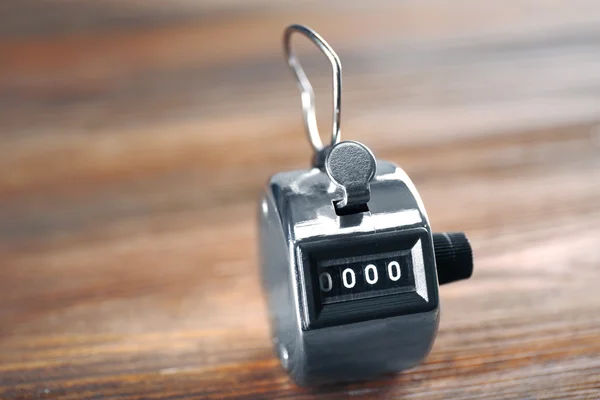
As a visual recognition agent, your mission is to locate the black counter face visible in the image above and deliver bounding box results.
[317,252,413,304]
[298,228,438,330]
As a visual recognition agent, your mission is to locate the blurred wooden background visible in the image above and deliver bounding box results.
[1,1,600,399]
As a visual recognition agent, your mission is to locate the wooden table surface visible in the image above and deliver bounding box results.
[1,1,600,399]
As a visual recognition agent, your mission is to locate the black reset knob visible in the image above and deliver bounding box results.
[433,232,473,285]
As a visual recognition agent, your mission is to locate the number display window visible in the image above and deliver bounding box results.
[298,228,438,329]
[317,256,411,304]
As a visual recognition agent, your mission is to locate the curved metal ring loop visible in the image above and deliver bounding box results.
[283,24,342,153]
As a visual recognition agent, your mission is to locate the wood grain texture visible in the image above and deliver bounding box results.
[1,1,600,399]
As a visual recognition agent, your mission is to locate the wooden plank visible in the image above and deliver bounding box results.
[1,2,600,199]
[0,1,599,399]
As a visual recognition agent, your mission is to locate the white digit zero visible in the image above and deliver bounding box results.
[388,261,401,281]
[342,268,356,288]
[365,264,378,284]
[319,272,333,292]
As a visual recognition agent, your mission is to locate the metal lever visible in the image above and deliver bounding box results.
[325,140,377,211]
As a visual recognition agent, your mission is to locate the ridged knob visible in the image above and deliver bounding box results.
[432,232,473,285]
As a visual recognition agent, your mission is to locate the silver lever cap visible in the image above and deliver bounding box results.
[325,140,376,210]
